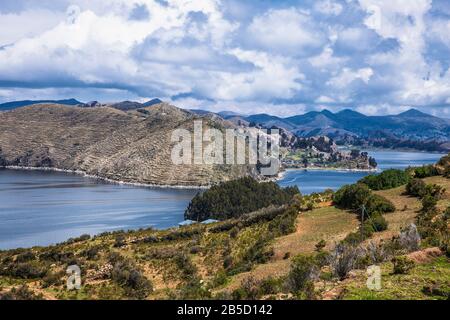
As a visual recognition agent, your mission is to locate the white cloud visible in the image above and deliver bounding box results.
[315,95,336,103]
[314,0,343,16]
[0,0,449,115]
[215,48,304,101]
[356,104,411,116]
[0,9,64,45]
[308,46,347,70]
[327,67,374,88]
[247,8,326,55]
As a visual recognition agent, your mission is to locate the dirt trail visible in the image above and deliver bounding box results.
[226,206,359,289]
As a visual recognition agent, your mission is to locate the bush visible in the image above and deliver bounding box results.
[236,276,261,300]
[405,179,427,198]
[286,255,318,296]
[174,252,197,280]
[315,240,327,252]
[260,277,283,295]
[81,246,101,260]
[333,184,395,216]
[110,257,153,299]
[113,235,126,248]
[42,271,64,288]
[412,165,438,178]
[176,276,211,300]
[333,184,370,211]
[397,224,421,253]
[421,194,438,213]
[392,256,415,274]
[366,213,388,232]
[0,262,48,279]
[15,251,35,263]
[329,243,364,280]
[0,285,43,300]
[365,194,396,216]
[359,169,410,190]
[185,177,300,221]
[424,184,445,200]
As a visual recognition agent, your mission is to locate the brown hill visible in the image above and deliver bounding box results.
[0,103,254,187]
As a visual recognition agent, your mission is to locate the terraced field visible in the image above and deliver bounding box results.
[0,103,252,186]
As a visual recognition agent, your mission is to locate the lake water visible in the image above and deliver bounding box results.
[0,150,444,249]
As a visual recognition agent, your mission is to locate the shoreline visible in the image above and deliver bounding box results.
[2,166,208,190]
[358,147,447,155]
[1,164,376,189]
[281,166,378,173]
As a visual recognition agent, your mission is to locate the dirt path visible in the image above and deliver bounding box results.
[225,206,359,289]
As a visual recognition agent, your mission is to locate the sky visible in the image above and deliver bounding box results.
[0,0,449,117]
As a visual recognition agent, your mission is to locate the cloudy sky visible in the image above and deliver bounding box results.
[0,0,449,117]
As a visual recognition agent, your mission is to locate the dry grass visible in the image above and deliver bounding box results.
[372,185,421,241]
[226,206,359,289]
[227,176,450,291]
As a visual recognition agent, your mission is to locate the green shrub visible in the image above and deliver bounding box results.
[0,261,47,279]
[359,169,410,190]
[113,235,126,248]
[259,277,283,295]
[421,194,438,213]
[315,240,327,252]
[0,285,43,300]
[15,251,35,263]
[333,183,370,210]
[365,194,396,216]
[412,165,438,178]
[110,257,153,299]
[42,271,64,288]
[405,179,427,198]
[185,177,300,221]
[424,184,445,200]
[366,213,388,232]
[174,252,197,280]
[236,276,261,300]
[286,255,318,295]
[392,256,415,274]
[334,183,395,217]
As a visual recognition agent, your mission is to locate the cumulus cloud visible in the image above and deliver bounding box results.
[246,8,326,56]
[0,0,449,116]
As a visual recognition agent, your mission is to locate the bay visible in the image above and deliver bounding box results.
[0,150,444,249]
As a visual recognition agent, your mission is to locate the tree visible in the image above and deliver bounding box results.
[185,177,300,221]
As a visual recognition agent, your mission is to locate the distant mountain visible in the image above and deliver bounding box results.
[0,98,165,112]
[109,99,164,111]
[0,99,82,111]
[240,108,450,152]
[143,98,163,107]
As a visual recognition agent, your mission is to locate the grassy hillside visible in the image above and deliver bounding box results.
[0,174,448,300]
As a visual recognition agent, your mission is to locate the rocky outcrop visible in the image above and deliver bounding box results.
[0,103,254,187]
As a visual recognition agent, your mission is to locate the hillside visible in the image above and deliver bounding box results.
[0,168,448,300]
[0,103,253,187]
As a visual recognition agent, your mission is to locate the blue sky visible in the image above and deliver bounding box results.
[0,0,449,117]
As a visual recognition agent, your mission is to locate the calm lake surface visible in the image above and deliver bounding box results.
[0,150,444,249]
